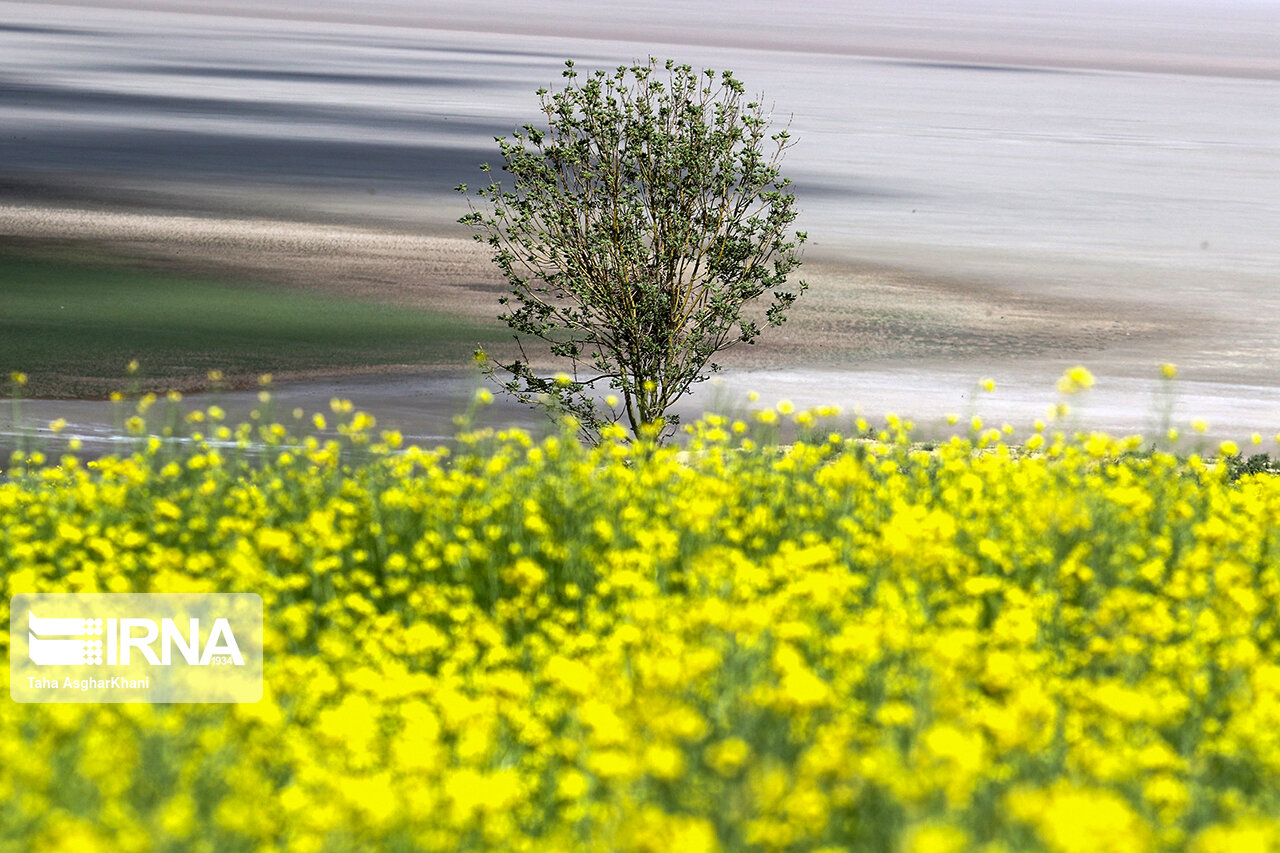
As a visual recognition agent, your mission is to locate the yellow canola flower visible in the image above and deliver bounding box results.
[905,823,969,853]
[1056,365,1096,394]
[705,739,752,777]
[1008,783,1153,853]
[0,394,1278,852]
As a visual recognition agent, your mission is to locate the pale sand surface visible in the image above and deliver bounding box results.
[8,363,1280,455]
[0,204,505,313]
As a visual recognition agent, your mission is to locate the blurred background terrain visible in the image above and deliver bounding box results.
[2,0,1278,441]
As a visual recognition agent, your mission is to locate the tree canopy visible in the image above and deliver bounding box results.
[459,58,806,440]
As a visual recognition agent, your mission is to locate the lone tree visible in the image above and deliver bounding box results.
[459,58,806,439]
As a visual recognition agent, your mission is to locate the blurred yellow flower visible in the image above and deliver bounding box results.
[1056,365,1095,394]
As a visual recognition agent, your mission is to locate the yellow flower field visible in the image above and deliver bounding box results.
[3,391,1280,852]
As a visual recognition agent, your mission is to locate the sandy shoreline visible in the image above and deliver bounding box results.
[3,199,1275,446]
[0,201,1188,375]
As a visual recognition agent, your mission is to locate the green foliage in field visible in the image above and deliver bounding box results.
[0,248,502,396]
[460,59,805,439]
[2,392,1280,852]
